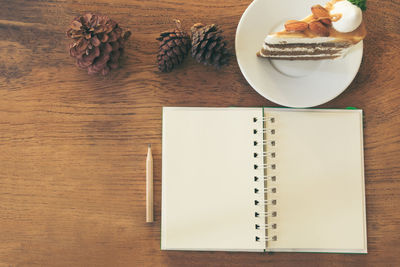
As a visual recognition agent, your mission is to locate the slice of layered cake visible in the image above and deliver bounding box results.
[257,0,367,60]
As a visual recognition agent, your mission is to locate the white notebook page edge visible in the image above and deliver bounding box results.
[264,108,367,253]
[161,107,266,251]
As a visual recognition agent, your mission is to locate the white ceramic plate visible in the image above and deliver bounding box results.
[235,0,363,108]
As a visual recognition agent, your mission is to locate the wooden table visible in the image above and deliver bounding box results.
[1,0,399,266]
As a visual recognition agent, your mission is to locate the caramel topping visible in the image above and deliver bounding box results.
[331,13,343,22]
[325,0,343,11]
[273,0,366,44]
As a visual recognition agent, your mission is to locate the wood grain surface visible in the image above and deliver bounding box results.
[1,0,399,266]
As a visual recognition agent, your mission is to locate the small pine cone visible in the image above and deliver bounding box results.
[156,20,191,72]
[191,23,230,68]
[66,13,131,75]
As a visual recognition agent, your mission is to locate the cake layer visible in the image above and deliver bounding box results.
[260,48,343,55]
[257,43,350,59]
[257,55,339,60]
[257,50,341,59]
[259,41,351,55]
[265,42,351,48]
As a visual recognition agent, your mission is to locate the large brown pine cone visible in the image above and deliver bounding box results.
[66,13,131,75]
[191,23,230,68]
[156,20,191,72]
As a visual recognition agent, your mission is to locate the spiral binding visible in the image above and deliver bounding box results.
[253,115,278,244]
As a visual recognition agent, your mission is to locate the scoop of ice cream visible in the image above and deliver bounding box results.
[330,0,363,33]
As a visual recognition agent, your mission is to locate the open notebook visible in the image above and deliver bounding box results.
[161,107,367,253]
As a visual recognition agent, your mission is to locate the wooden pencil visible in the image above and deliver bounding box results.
[146,144,154,222]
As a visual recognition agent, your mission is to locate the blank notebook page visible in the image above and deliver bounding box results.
[266,109,367,253]
[162,107,265,251]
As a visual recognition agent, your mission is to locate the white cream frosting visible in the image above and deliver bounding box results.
[330,0,362,33]
[264,35,336,44]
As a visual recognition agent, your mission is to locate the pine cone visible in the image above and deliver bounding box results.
[156,20,191,72]
[66,13,131,75]
[191,23,230,68]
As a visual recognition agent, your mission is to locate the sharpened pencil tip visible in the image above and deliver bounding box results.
[148,144,151,148]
